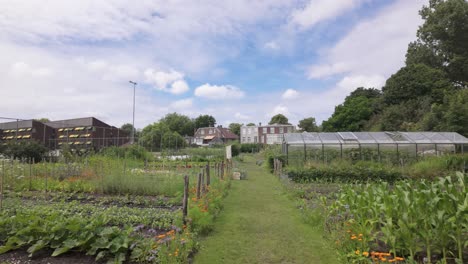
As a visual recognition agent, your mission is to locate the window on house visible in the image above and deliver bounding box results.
[209,129,213,134]
[254,136,257,143]
[247,137,251,142]
[279,127,284,133]
[269,127,274,133]
[263,127,267,133]
[201,130,205,135]
[242,129,246,135]
[242,137,246,142]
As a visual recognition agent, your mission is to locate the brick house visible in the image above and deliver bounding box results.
[241,123,295,144]
[194,126,239,146]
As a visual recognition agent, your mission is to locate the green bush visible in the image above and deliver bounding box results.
[0,141,47,162]
[100,145,152,160]
[287,163,403,183]
[408,154,468,179]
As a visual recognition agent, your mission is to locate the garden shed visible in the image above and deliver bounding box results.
[282,132,468,166]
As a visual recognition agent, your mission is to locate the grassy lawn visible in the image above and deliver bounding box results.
[193,155,339,264]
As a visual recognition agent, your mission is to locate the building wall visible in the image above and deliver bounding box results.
[240,126,259,144]
[0,120,54,146]
[258,124,295,144]
[0,117,129,151]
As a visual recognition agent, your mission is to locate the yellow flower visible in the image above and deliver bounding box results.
[355,250,360,255]
[362,252,369,257]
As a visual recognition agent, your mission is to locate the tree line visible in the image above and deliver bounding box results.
[321,0,467,136]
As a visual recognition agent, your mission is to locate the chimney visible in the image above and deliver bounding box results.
[259,122,262,127]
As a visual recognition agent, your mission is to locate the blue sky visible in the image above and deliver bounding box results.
[0,0,427,129]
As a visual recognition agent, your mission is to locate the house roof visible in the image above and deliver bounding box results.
[218,127,239,139]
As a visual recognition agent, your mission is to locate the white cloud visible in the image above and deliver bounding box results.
[194,84,245,100]
[235,112,250,120]
[264,41,280,50]
[10,62,54,77]
[170,80,190,95]
[291,0,367,29]
[337,74,386,91]
[282,89,299,100]
[144,69,189,94]
[271,105,290,116]
[308,0,424,79]
[170,98,193,109]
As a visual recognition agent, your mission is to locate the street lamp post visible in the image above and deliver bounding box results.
[129,81,137,144]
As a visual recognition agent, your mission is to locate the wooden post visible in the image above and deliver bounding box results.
[1,159,4,210]
[45,161,48,200]
[182,175,189,225]
[206,162,210,186]
[201,169,206,194]
[221,161,224,180]
[196,172,202,199]
[29,158,32,191]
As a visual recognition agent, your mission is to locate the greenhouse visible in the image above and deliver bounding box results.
[282,131,468,166]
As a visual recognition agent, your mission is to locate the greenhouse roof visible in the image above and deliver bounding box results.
[283,132,468,145]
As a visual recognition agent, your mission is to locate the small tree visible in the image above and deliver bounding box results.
[298,117,319,132]
[228,123,242,136]
[269,114,289,125]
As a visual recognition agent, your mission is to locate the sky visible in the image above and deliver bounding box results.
[0,0,427,129]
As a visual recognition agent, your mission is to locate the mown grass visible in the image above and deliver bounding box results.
[194,155,339,264]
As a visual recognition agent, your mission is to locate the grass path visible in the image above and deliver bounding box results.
[193,156,339,264]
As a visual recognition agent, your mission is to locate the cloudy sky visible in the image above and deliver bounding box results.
[0,0,427,128]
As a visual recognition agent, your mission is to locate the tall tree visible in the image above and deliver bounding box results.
[322,96,375,132]
[246,123,256,126]
[120,123,134,136]
[269,114,289,125]
[414,0,468,87]
[382,64,453,105]
[298,117,319,132]
[139,122,186,151]
[228,123,242,136]
[159,113,194,136]
[194,115,216,129]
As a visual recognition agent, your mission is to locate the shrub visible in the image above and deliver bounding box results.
[287,163,403,183]
[0,141,47,162]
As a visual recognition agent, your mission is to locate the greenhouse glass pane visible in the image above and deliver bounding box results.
[302,132,322,144]
[385,132,412,143]
[400,132,432,143]
[353,132,377,144]
[419,132,452,144]
[368,132,395,143]
[284,133,304,144]
[439,132,468,143]
[318,133,342,143]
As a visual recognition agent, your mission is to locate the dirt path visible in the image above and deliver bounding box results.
[193,155,339,264]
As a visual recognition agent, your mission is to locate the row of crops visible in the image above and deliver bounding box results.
[0,155,232,263]
[277,154,468,263]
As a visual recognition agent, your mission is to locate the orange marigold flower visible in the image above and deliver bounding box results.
[350,235,357,240]
[363,252,369,257]
[355,250,360,255]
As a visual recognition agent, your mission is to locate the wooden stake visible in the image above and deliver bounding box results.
[182,175,189,225]
[196,172,202,199]
[206,162,210,186]
[1,160,4,210]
